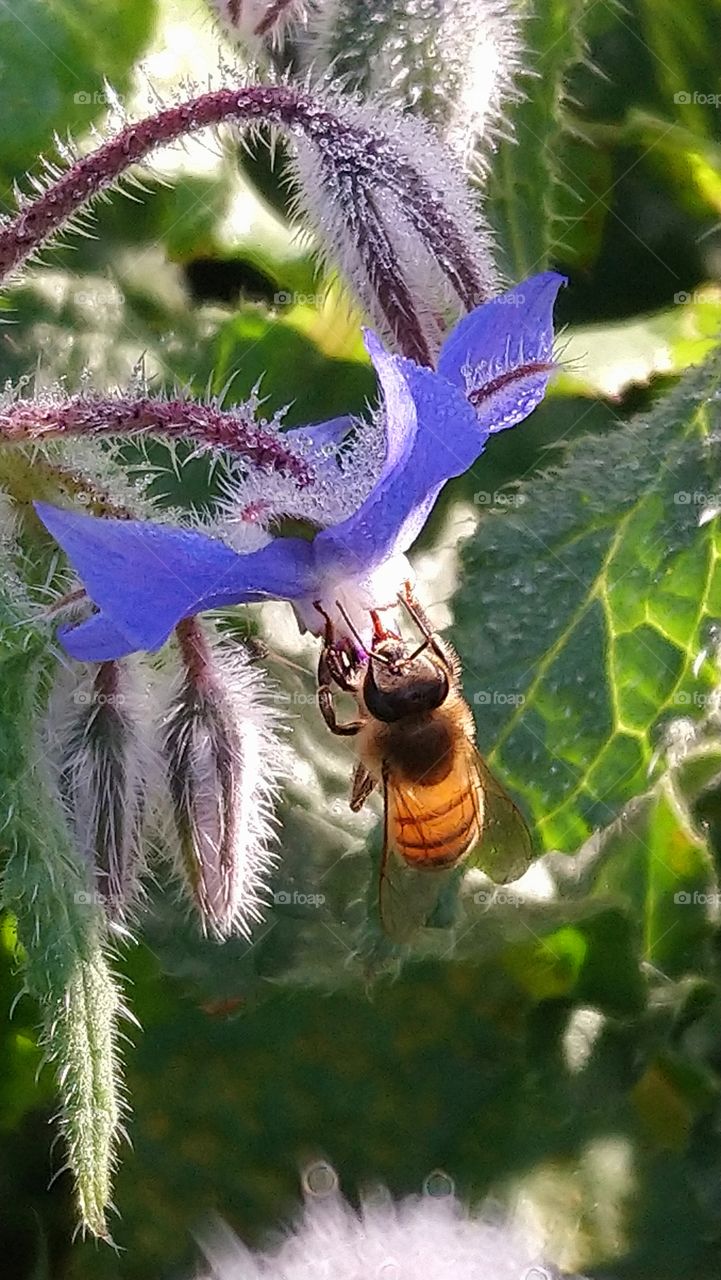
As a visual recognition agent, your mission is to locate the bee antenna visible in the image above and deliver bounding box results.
[334,600,392,666]
[397,590,434,639]
[400,639,430,666]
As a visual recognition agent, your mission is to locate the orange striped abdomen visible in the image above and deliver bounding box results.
[388,764,483,868]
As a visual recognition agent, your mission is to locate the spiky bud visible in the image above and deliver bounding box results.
[196,1175,583,1279]
[44,658,156,923]
[161,617,284,939]
[0,84,497,363]
[210,0,312,53]
[311,0,523,167]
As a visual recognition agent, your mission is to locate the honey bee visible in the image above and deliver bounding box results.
[316,585,533,936]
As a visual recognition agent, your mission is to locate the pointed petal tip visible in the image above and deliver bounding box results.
[362,328,386,362]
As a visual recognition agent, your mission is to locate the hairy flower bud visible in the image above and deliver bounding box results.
[45,658,156,922]
[196,1175,584,1279]
[311,0,523,166]
[0,84,496,364]
[161,618,284,939]
[210,0,312,52]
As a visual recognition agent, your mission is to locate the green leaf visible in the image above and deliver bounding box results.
[0,563,123,1237]
[454,354,721,852]
[212,305,373,426]
[587,780,715,973]
[0,0,156,190]
[638,0,721,144]
[487,0,599,276]
[572,111,721,220]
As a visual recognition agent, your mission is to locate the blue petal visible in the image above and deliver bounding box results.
[283,415,356,481]
[59,613,143,662]
[284,416,352,452]
[313,332,486,577]
[35,502,314,661]
[437,271,566,434]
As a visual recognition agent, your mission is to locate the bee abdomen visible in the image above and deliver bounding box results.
[392,781,480,867]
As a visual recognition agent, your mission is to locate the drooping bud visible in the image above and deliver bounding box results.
[161,618,284,939]
[196,1176,583,1280]
[310,0,524,167]
[45,658,156,923]
[288,92,498,361]
[0,84,497,364]
[210,0,312,54]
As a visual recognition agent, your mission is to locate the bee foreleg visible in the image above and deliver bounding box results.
[318,638,360,694]
[350,764,376,811]
[317,681,364,737]
[399,582,461,681]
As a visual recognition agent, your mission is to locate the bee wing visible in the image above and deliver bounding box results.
[377,769,460,942]
[468,747,534,884]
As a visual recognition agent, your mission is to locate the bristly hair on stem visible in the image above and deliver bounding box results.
[0,82,497,363]
[0,388,312,486]
[160,617,285,939]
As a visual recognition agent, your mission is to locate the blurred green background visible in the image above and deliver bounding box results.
[3,1,721,1276]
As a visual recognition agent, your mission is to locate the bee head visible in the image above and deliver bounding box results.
[363,641,449,722]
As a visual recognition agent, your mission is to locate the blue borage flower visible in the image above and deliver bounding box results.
[36,272,565,662]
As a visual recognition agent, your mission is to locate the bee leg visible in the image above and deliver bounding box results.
[317,649,364,736]
[350,764,376,811]
[315,600,361,692]
[317,684,364,736]
[399,582,462,681]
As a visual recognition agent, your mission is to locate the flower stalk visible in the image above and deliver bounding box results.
[0,84,495,362]
[0,391,312,482]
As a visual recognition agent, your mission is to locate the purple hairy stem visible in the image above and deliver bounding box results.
[0,85,490,357]
[176,615,214,687]
[0,393,312,483]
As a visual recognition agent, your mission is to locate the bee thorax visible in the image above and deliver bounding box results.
[381,715,456,785]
